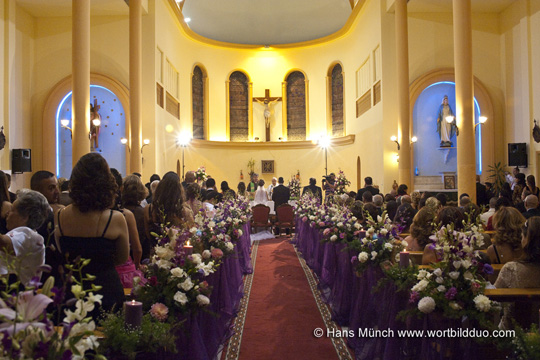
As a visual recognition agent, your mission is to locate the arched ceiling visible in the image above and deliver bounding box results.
[16,0,519,46]
[181,0,352,45]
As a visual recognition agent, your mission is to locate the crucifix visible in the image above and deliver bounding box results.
[253,89,281,142]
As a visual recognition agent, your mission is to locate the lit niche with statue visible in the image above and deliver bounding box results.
[412,82,484,192]
[56,85,127,178]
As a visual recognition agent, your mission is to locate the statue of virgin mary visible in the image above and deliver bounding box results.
[436,95,458,147]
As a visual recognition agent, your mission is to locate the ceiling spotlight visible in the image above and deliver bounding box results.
[120,138,128,145]
[446,115,455,123]
[479,116,487,124]
[411,136,418,143]
[184,17,191,23]
[60,119,70,127]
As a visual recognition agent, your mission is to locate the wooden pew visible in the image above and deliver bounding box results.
[484,288,540,302]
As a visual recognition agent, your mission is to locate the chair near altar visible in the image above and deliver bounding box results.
[251,204,272,233]
[275,203,295,235]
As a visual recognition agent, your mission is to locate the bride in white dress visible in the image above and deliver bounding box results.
[254,179,268,204]
[251,179,275,242]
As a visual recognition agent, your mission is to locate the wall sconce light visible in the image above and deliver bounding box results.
[120,137,130,152]
[411,136,418,143]
[390,135,400,150]
[475,116,487,132]
[141,139,150,153]
[60,119,72,138]
[141,139,150,165]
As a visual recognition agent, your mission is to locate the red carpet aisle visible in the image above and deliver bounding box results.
[224,238,352,360]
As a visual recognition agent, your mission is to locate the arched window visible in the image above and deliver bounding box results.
[229,71,249,141]
[192,65,206,139]
[330,64,344,136]
[286,71,306,141]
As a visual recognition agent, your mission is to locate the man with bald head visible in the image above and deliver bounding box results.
[522,195,540,219]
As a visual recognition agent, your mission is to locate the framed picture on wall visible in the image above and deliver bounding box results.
[262,160,274,174]
[444,174,456,189]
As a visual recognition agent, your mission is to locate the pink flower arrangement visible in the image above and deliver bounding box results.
[150,302,169,322]
[211,248,224,259]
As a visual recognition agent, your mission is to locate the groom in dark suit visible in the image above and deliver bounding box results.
[272,177,290,208]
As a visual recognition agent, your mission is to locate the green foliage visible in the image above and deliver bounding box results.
[376,263,419,293]
[487,162,507,195]
[512,324,540,360]
[98,313,178,360]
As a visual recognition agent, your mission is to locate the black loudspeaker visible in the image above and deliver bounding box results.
[508,143,528,167]
[12,149,32,173]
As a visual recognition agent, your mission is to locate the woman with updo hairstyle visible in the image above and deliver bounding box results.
[495,216,540,329]
[487,206,525,264]
[422,206,466,264]
[185,183,203,215]
[54,153,129,314]
[144,171,194,241]
[405,208,436,251]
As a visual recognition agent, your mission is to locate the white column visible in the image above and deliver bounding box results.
[72,0,91,165]
[453,0,476,202]
[130,0,143,174]
[395,0,411,189]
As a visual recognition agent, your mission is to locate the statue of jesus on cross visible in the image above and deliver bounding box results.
[253,89,281,142]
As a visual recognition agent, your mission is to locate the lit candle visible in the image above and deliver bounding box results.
[399,251,410,268]
[124,300,143,328]
[183,240,193,255]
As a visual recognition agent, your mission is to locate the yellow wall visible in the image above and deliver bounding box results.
[153,0,384,192]
[4,0,539,196]
[500,0,540,179]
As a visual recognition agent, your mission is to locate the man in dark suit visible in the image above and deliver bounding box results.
[523,195,540,219]
[302,178,323,203]
[355,176,379,201]
[272,177,290,208]
[202,178,222,203]
[476,175,488,206]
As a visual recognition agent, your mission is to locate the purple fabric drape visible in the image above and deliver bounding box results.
[237,223,253,274]
[175,246,245,359]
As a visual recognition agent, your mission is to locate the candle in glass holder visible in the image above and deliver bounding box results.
[124,300,143,328]
[399,251,410,268]
[183,241,193,255]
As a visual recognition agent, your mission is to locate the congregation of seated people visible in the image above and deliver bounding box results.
[4,164,540,329]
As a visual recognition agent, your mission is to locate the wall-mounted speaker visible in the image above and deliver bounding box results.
[12,149,32,173]
[508,143,527,167]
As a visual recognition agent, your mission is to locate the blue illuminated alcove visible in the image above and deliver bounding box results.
[413,81,482,176]
[56,85,127,178]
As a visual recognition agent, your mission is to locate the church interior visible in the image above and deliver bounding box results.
[3,1,540,359]
[1,0,537,196]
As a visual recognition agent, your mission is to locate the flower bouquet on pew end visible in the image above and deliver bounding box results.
[134,225,220,322]
[0,256,104,360]
[349,211,407,274]
[294,193,322,227]
[320,203,361,243]
[401,224,500,327]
